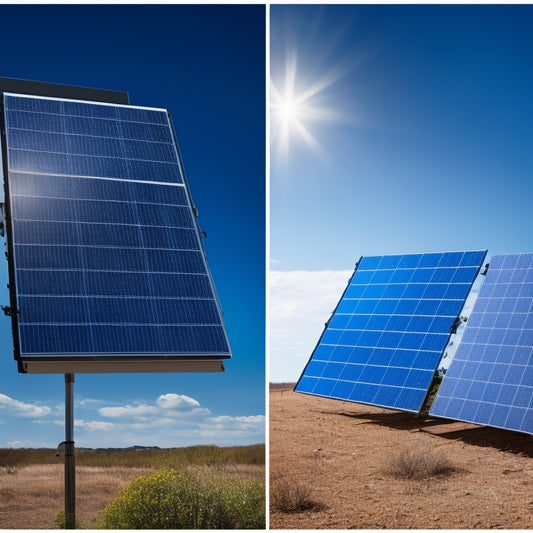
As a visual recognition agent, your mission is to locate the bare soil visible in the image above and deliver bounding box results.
[270,384,533,529]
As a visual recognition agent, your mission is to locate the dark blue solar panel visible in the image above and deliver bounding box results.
[295,251,487,412]
[4,94,182,184]
[3,93,230,359]
[430,253,533,435]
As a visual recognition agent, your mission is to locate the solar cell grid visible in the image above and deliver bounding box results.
[430,253,533,435]
[295,250,487,413]
[2,93,230,362]
[4,94,182,185]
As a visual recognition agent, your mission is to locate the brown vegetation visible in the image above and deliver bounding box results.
[270,383,533,529]
[0,464,146,529]
[385,446,455,480]
[0,443,264,469]
[270,473,323,513]
[0,444,264,529]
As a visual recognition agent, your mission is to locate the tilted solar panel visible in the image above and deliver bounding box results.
[1,93,231,369]
[430,253,533,435]
[295,251,487,412]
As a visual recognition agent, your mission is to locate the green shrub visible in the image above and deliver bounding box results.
[98,468,265,529]
[54,509,84,529]
[54,510,66,529]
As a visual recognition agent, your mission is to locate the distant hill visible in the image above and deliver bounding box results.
[76,446,161,451]
[0,443,265,468]
[269,382,296,391]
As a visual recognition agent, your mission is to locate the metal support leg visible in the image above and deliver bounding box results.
[64,374,75,529]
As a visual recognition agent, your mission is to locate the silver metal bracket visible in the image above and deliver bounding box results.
[450,315,468,334]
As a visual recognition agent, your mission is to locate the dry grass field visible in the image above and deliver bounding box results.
[0,445,264,529]
[270,384,533,529]
[0,464,150,528]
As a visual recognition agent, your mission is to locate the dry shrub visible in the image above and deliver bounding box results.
[386,446,454,480]
[270,476,322,513]
[0,465,18,475]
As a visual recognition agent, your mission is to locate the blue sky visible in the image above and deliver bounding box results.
[0,5,265,448]
[270,5,533,382]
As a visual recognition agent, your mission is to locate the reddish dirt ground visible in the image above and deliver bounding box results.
[270,384,533,529]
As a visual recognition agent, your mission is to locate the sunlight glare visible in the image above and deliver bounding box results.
[271,49,346,162]
[280,97,298,123]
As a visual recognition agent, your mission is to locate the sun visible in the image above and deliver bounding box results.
[270,50,345,162]
[279,97,298,123]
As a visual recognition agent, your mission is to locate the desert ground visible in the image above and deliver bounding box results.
[270,383,533,529]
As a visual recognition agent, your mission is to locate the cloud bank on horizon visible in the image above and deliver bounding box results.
[0,391,264,448]
[270,269,352,383]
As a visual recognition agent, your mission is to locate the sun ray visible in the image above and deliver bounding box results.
[271,48,347,162]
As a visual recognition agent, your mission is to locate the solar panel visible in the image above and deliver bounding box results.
[1,93,231,370]
[430,253,533,435]
[295,251,487,412]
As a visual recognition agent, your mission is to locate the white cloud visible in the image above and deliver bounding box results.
[209,414,265,429]
[86,394,265,447]
[77,398,106,408]
[99,404,159,418]
[7,440,36,448]
[156,393,200,410]
[270,270,352,382]
[0,394,52,418]
[1,392,264,448]
[98,393,209,422]
[129,417,179,430]
[75,420,116,431]
[149,414,266,447]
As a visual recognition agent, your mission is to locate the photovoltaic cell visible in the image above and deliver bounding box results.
[295,251,487,412]
[430,253,533,435]
[2,93,231,360]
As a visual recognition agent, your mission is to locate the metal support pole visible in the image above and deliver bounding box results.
[64,374,75,529]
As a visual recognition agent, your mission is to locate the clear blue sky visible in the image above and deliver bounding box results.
[271,4,533,271]
[270,5,533,382]
[0,5,265,448]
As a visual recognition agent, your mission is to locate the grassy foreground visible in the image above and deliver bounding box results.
[0,445,265,529]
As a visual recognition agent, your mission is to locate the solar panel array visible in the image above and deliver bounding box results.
[295,251,486,412]
[430,253,533,435]
[2,93,230,361]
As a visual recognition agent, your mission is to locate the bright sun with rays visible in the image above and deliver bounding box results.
[279,97,297,121]
[270,51,346,161]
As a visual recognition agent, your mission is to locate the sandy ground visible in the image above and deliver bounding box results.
[270,384,533,529]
